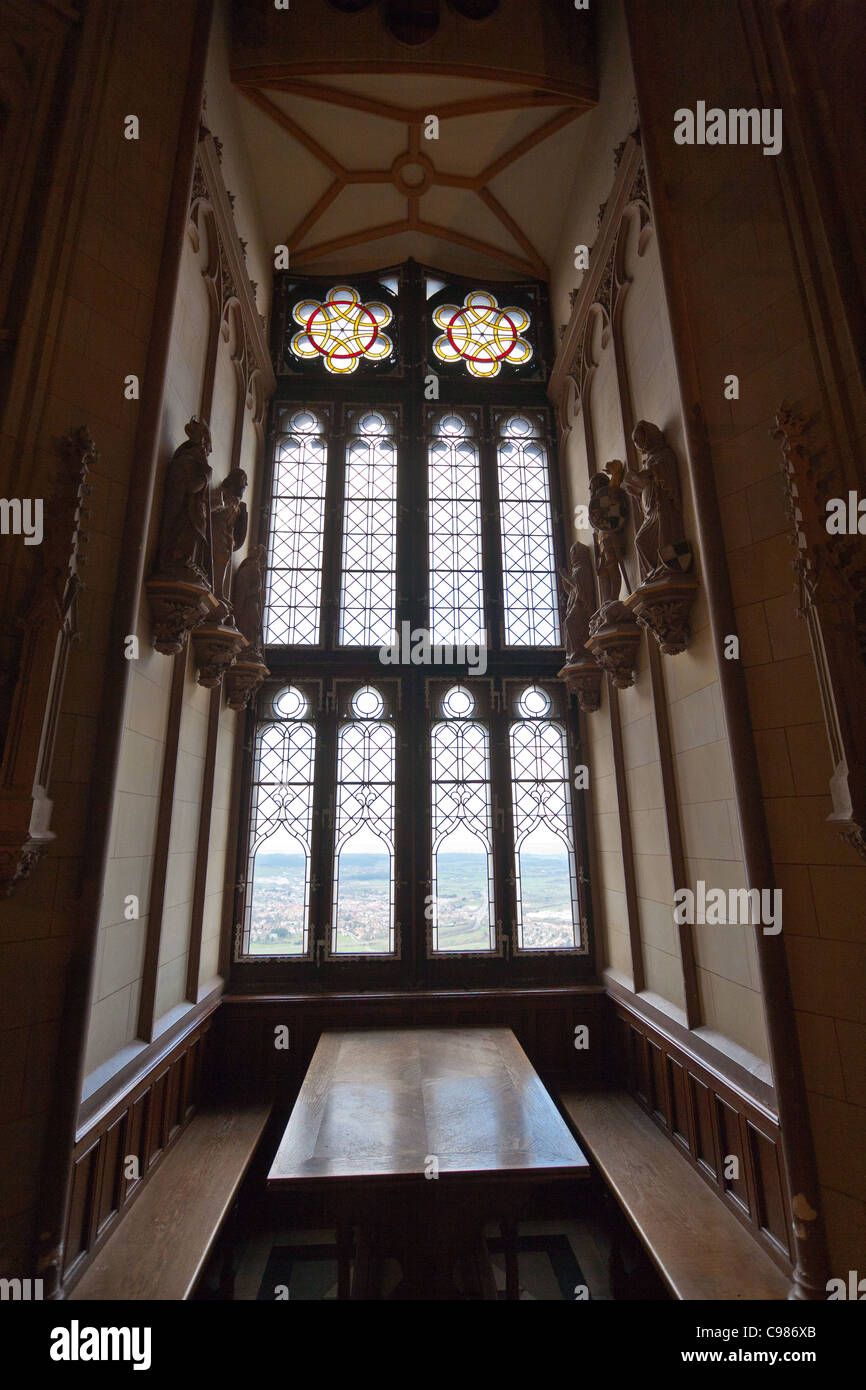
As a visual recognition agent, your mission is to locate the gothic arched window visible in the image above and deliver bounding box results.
[237,261,591,988]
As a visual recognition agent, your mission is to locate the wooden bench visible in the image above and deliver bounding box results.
[70,1099,272,1301]
[559,1090,790,1301]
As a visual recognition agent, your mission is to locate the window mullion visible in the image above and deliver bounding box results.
[489,681,518,960]
[479,406,505,652]
[311,682,338,964]
[322,409,346,651]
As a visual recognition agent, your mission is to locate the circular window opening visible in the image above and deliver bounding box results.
[442,684,475,718]
[274,685,308,719]
[351,685,385,719]
[517,685,551,718]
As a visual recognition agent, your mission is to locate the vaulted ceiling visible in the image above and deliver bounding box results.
[230,0,597,281]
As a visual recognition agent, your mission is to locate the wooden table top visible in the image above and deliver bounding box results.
[268,1027,589,1187]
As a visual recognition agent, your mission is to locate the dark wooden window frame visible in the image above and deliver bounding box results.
[230,259,595,991]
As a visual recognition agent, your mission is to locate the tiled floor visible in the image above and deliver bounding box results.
[229,1216,614,1301]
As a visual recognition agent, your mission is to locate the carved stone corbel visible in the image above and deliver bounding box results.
[584,461,642,688]
[622,420,699,655]
[773,402,866,859]
[0,426,93,892]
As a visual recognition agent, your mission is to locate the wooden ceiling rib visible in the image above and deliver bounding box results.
[233,44,594,279]
[232,61,595,105]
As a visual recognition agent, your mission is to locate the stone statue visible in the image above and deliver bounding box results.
[560,541,596,659]
[157,418,213,583]
[210,467,248,620]
[232,544,267,658]
[588,470,627,609]
[624,420,688,583]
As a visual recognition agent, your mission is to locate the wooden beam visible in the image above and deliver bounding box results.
[477,186,547,278]
[480,107,582,184]
[431,170,481,191]
[231,61,596,106]
[287,177,344,250]
[290,217,412,265]
[249,77,416,123]
[432,92,573,120]
[238,77,579,125]
[239,87,346,178]
[342,169,395,184]
[415,217,545,278]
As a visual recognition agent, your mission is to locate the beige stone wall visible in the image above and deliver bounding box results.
[552,0,772,1072]
[625,0,866,1274]
[82,4,270,1079]
[0,0,200,1277]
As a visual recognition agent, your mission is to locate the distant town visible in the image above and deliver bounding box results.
[246,851,576,954]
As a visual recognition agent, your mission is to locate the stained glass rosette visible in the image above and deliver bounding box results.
[290,285,394,374]
[432,290,532,379]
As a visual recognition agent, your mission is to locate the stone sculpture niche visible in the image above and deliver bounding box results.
[225,544,270,711]
[584,460,642,689]
[191,467,250,687]
[622,420,698,655]
[557,540,603,712]
[146,418,220,654]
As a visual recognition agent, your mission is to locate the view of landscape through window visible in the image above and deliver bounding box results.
[241,267,584,968]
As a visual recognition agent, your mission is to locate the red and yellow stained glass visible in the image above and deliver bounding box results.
[432,290,532,378]
[290,285,394,374]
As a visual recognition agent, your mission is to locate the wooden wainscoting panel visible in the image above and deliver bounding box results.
[748,1122,791,1259]
[613,998,792,1275]
[211,987,611,1096]
[62,1009,215,1292]
[648,1039,669,1128]
[666,1055,690,1151]
[716,1095,750,1217]
[94,1113,126,1239]
[689,1073,718,1182]
[65,1142,99,1279]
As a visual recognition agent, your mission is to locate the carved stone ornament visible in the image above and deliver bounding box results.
[191,621,247,689]
[146,418,220,654]
[585,460,641,689]
[624,576,699,656]
[558,658,604,712]
[0,426,93,893]
[560,539,596,660]
[558,540,603,711]
[585,619,642,689]
[773,402,866,860]
[621,419,698,655]
[225,544,269,710]
[209,467,248,625]
[192,467,252,687]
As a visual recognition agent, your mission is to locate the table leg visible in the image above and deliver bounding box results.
[336,1223,353,1300]
[501,1217,520,1301]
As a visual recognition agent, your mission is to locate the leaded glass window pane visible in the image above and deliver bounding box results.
[428,412,485,648]
[498,414,560,646]
[265,409,327,646]
[509,685,580,951]
[244,685,315,957]
[332,685,395,955]
[339,410,397,647]
[430,684,495,953]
